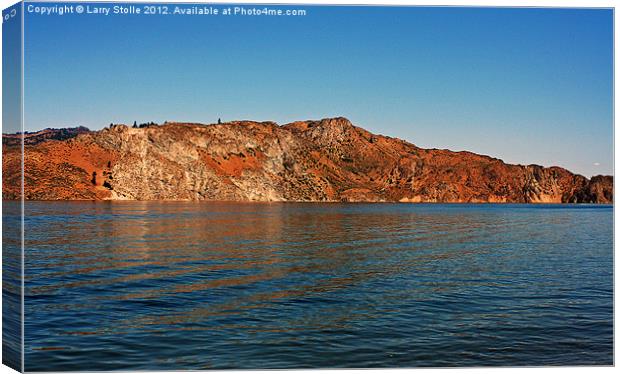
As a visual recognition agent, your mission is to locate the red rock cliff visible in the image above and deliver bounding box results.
[2,118,613,203]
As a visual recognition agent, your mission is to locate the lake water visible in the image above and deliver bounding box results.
[18,202,613,370]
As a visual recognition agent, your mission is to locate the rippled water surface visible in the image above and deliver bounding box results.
[22,202,613,370]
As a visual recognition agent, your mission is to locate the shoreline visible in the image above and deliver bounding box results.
[2,199,613,205]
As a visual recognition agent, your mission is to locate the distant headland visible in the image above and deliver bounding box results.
[2,117,613,203]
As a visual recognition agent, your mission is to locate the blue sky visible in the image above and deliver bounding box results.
[2,1,21,135]
[22,3,613,177]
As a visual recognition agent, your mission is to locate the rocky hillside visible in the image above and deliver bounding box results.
[2,126,90,146]
[2,117,613,203]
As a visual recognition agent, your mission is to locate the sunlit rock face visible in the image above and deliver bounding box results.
[2,118,613,203]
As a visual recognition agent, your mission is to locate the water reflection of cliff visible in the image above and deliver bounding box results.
[23,202,613,369]
[27,202,571,336]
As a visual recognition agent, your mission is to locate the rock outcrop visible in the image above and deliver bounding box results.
[1,117,613,203]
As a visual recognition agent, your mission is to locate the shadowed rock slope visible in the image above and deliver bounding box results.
[2,117,613,203]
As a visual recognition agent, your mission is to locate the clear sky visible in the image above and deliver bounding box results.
[22,3,613,177]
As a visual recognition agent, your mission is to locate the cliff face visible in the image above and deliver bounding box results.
[1,117,613,203]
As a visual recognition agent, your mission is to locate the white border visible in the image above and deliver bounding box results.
[5,0,617,7]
